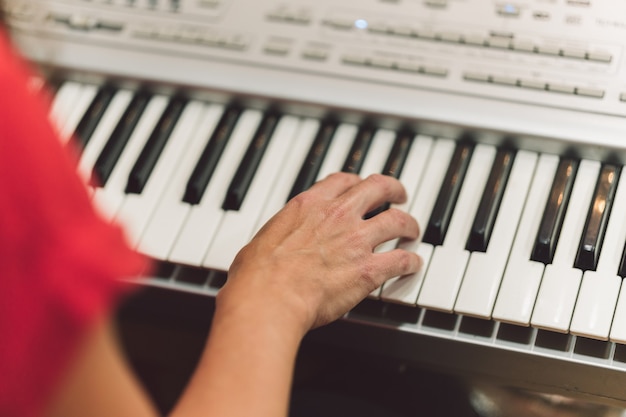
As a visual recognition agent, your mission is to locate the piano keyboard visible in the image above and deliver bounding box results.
[12,0,626,405]
[49,79,626,345]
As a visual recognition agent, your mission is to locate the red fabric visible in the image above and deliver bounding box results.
[0,30,149,417]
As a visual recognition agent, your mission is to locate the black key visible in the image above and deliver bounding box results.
[574,165,620,271]
[531,158,578,264]
[363,131,414,219]
[125,96,187,194]
[90,91,151,186]
[73,85,116,151]
[466,149,515,252]
[422,142,474,246]
[222,112,280,211]
[618,241,626,278]
[342,125,374,173]
[183,106,242,204]
[287,120,338,201]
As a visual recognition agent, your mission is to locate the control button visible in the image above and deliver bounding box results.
[497,4,521,17]
[367,22,389,34]
[567,0,590,5]
[533,11,550,20]
[512,40,535,52]
[537,45,560,56]
[67,14,99,30]
[226,35,249,50]
[587,51,612,63]
[424,0,447,7]
[621,93,626,102]
[491,75,517,86]
[464,34,486,46]
[369,57,394,69]
[396,61,421,73]
[575,87,604,98]
[324,18,354,30]
[464,72,490,82]
[519,79,546,90]
[487,37,511,49]
[302,48,328,60]
[438,32,462,43]
[547,83,576,94]
[421,66,448,77]
[264,43,290,56]
[390,25,414,37]
[562,48,586,59]
[342,54,368,65]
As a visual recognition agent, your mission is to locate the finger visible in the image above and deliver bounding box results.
[361,208,420,247]
[306,172,362,200]
[341,174,407,215]
[367,249,423,288]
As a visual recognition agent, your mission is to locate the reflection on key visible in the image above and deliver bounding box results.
[574,165,620,272]
[223,112,280,211]
[530,158,578,264]
[570,169,626,340]
[49,81,83,138]
[418,144,496,312]
[183,106,241,205]
[492,154,559,325]
[342,125,374,174]
[73,85,116,152]
[125,97,187,194]
[288,120,337,200]
[531,160,600,333]
[422,141,474,246]
[91,91,152,186]
[454,151,537,318]
[466,149,515,253]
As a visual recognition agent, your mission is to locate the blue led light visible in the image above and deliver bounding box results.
[355,19,368,29]
[503,4,517,13]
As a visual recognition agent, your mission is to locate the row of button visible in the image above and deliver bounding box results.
[266,6,312,25]
[342,54,448,77]
[464,72,605,98]
[132,24,248,51]
[324,18,613,64]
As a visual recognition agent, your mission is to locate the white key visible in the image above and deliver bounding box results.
[77,91,134,186]
[610,281,626,344]
[315,124,357,181]
[382,139,456,305]
[115,101,205,246]
[253,119,319,233]
[572,168,626,340]
[531,160,601,333]
[169,110,262,267]
[91,95,169,221]
[418,144,497,312]
[364,130,402,298]
[359,129,396,178]
[49,81,83,137]
[454,151,537,318]
[376,135,433,300]
[203,116,301,271]
[59,84,98,144]
[492,154,559,325]
[137,104,225,260]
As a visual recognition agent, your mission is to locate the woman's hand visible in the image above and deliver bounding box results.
[217,172,422,336]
